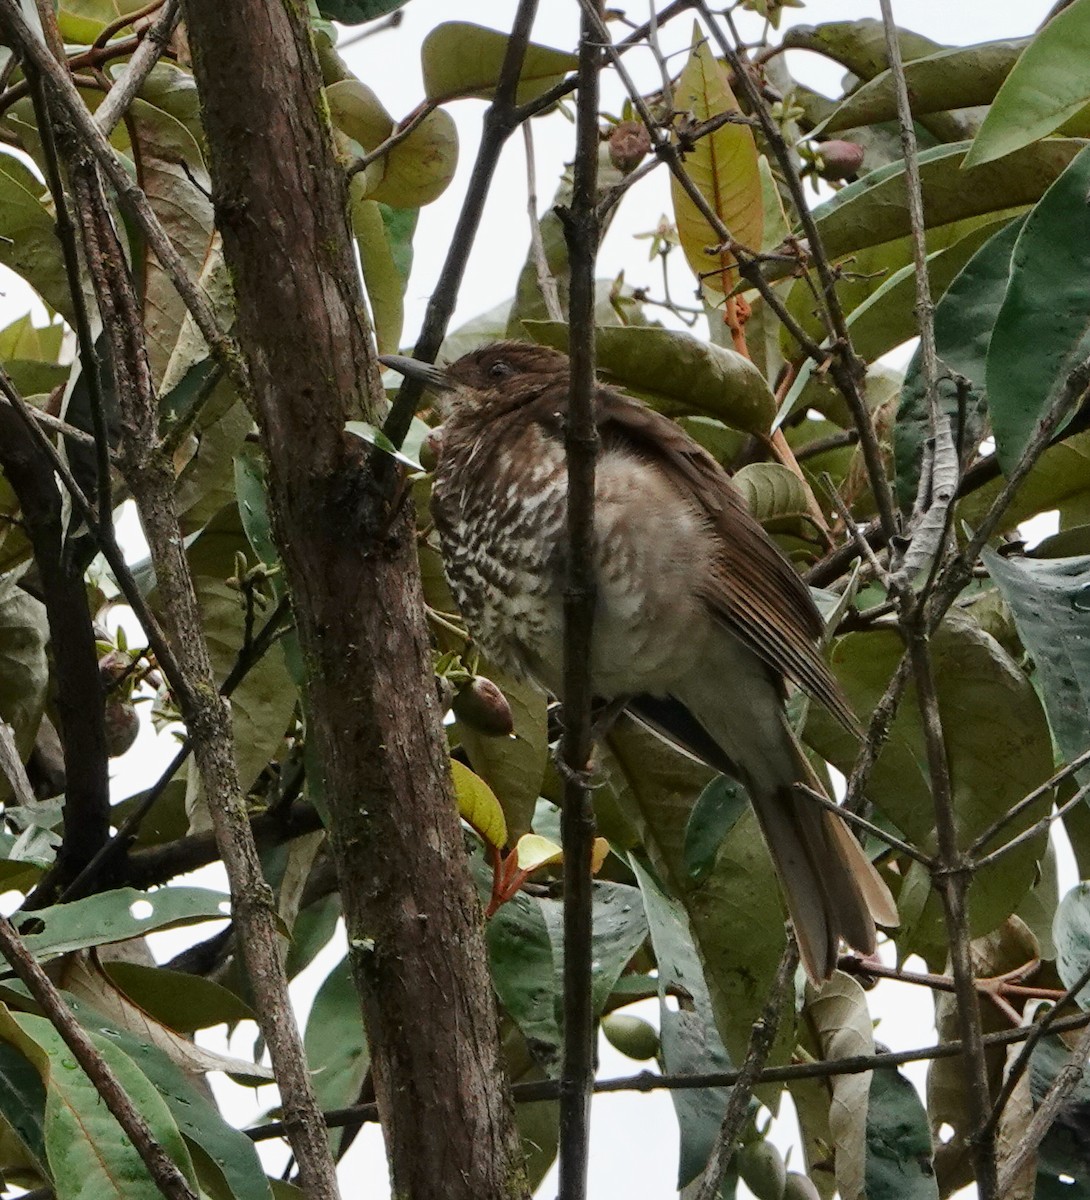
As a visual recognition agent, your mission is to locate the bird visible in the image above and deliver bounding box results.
[380,340,897,982]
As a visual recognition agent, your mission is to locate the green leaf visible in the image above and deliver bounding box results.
[0,154,70,321]
[524,321,775,435]
[451,759,508,850]
[986,145,1090,474]
[865,1065,938,1200]
[0,1011,197,1200]
[345,420,421,469]
[19,887,229,961]
[57,0,147,41]
[982,548,1090,782]
[807,616,1054,964]
[315,0,409,23]
[487,878,647,1076]
[601,719,792,1069]
[782,20,942,83]
[683,776,748,883]
[455,663,547,844]
[811,140,1083,265]
[486,887,561,1071]
[304,955,369,1112]
[733,462,813,531]
[0,1041,46,1173]
[1054,883,1090,1009]
[182,506,299,796]
[113,100,216,386]
[631,857,739,1191]
[64,1006,272,1200]
[101,962,254,1032]
[350,196,407,354]
[896,216,1024,508]
[822,39,1029,135]
[670,24,763,294]
[421,23,578,105]
[966,0,1090,167]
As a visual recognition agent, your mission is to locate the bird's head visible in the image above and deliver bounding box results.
[379,341,569,420]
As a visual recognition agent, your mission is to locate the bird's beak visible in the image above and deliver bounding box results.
[379,354,453,392]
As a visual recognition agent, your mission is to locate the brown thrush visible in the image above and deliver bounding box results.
[381,341,897,982]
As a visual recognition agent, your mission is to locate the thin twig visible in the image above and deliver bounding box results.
[245,1008,1090,1142]
[0,917,198,1200]
[970,746,1090,856]
[27,66,114,529]
[0,397,97,447]
[523,121,564,323]
[93,0,180,134]
[379,0,540,453]
[983,957,1090,1142]
[795,783,931,866]
[556,8,601,1197]
[907,621,998,1198]
[841,650,911,814]
[997,1017,1090,1193]
[0,0,245,390]
[345,99,438,179]
[877,0,955,582]
[699,3,901,544]
[693,941,798,1200]
[974,782,1090,871]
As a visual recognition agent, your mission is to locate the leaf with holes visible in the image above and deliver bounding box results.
[18,887,229,961]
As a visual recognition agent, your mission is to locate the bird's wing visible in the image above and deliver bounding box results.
[594,387,860,735]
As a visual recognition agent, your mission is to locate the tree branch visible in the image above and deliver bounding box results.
[693,941,798,1200]
[0,916,197,1200]
[557,9,601,1197]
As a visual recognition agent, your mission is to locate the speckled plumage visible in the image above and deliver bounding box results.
[404,341,897,982]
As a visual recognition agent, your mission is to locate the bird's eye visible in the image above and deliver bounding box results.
[488,360,514,380]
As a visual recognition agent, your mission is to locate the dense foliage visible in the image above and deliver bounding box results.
[0,1,1089,1198]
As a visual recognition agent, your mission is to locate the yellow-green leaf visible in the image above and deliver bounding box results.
[452,759,508,850]
[361,107,458,209]
[514,833,563,872]
[421,23,578,105]
[670,24,763,294]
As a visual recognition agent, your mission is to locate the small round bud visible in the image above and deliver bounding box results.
[816,139,865,181]
[737,1140,787,1200]
[452,677,515,737]
[608,120,652,174]
[601,1012,660,1061]
[104,700,139,758]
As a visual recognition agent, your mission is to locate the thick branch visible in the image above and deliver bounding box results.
[180,2,529,1196]
[0,406,111,885]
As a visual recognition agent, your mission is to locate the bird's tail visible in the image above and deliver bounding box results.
[744,726,898,982]
[661,671,897,983]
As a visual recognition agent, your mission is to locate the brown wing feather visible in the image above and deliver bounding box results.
[591,386,860,735]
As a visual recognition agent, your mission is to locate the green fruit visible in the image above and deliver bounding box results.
[737,1140,787,1200]
[782,1171,821,1200]
[601,1012,660,1061]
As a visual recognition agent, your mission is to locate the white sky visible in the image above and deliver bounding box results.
[0,2,1065,1198]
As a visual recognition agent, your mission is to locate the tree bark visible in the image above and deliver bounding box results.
[179,6,529,1197]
